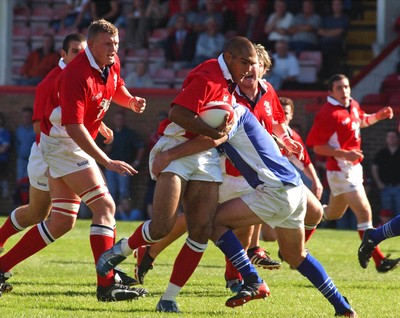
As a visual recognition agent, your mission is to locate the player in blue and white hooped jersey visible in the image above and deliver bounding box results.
[152,103,356,316]
[221,104,302,194]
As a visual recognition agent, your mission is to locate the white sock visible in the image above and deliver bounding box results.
[357,222,373,231]
[121,238,134,256]
[304,223,317,230]
[10,209,25,231]
[161,283,181,301]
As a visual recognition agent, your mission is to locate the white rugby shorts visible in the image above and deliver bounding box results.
[40,133,97,178]
[27,142,49,191]
[327,163,364,196]
[149,136,223,183]
[219,174,252,203]
[241,183,306,229]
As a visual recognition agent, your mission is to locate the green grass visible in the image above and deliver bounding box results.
[0,217,399,317]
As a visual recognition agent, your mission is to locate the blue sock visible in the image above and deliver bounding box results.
[297,253,351,313]
[215,230,259,281]
[371,215,400,245]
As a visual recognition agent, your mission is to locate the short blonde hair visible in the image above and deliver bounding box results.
[279,96,294,113]
[254,43,272,71]
[87,19,118,40]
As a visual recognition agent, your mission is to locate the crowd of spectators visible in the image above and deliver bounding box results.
[12,0,365,86]
[0,108,36,207]
[8,0,398,229]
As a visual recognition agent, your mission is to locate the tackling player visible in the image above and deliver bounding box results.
[150,102,357,316]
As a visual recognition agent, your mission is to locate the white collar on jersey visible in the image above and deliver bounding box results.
[234,78,268,97]
[85,46,102,73]
[218,53,234,83]
[327,95,352,108]
[58,58,67,70]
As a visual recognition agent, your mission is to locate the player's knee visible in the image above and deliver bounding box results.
[53,222,75,238]
[50,199,81,233]
[280,247,305,268]
[188,223,212,242]
[30,212,48,225]
[95,196,116,214]
[45,215,76,239]
[80,184,115,214]
[305,203,323,224]
[323,206,344,221]
[149,218,173,239]
[262,231,277,242]
[149,225,168,240]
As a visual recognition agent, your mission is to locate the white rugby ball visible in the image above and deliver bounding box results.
[199,105,234,128]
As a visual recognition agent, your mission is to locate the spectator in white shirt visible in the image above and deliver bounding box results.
[288,0,321,55]
[263,0,294,51]
[192,16,226,67]
[267,40,300,90]
[124,60,154,88]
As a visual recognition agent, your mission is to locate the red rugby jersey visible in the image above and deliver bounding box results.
[306,97,365,171]
[288,126,311,169]
[41,48,124,139]
[225,79,285,177]
[237,80,285,135]
[158,56,234,139]
[33,60,64,143]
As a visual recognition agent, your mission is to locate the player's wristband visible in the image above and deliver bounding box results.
[279,132,291,143]
[365,114,378,126]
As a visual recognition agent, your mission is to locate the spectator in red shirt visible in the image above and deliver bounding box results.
[16,33,60,86]
[164,13,198,69]
[237,0,268,45]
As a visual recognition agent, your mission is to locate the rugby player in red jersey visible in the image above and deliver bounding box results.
[96,36,264,312]
[307,73,399,273]
[0,34,88,257]
[0,20,146,301]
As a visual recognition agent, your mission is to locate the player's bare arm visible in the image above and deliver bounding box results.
[99,122,114,144]
[112,85,146,114]
[313,144,364,162]
[272,123,304,160]
[281,138,304,159]
[303,164,323,200]
[66,123,137,176]
[151,135,228,177]
[361,106,393,128]
[33,120,41,135]
[170,105,231,140]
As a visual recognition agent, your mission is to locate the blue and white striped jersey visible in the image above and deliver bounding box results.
[218,104,302,189]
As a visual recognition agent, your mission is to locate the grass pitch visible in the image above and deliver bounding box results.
[0,217,399,317]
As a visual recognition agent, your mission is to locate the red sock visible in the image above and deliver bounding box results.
[358,229,384,266]
[170,242,204,287]
[304,228,316,243]
[224,256,242,281]
[0,217,20,247]
[127,223,151,250]
[0,224,48,272]
[90,224,115,287]
[113,224,116,244]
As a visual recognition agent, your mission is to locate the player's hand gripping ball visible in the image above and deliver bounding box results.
[199,103,234,128]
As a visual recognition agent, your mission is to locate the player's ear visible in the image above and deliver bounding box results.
[224,51,233,64]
